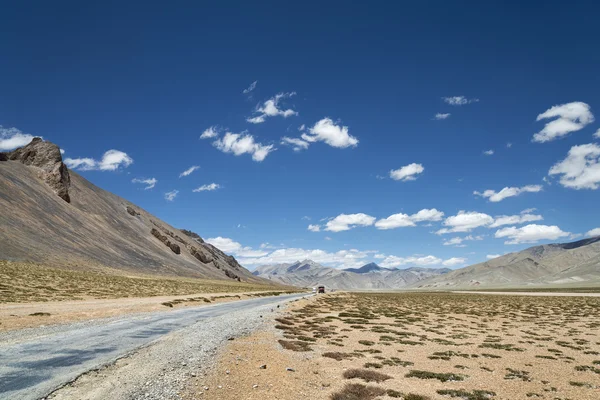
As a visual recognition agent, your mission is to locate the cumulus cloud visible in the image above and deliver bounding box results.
[390,163,424,181]
[436,211,494,234]
[164,190,179,201]
[213,132,275,162]
[442,257,467,267]
[483,149,494,156]
[474,185,543,202]
[533,102,594,143]
[301,118,358,148]
[132,178,157,190]
[375,208,444,230]
[206,237,269,258]
[325,213,376,232]
[0,126,36,151]
[495,224,571,244]
[487,254,501,259]
[281,137,310,151]
[247,92,298,124]
[548,143,600,190]
[179,165,200,178]
[442,96,479,106]
[243,80,257,94]
[434,113,451,120]
[65,150,133,171]
[308,224,321,232]
[200,126,219,139]
[594,129,600,139]
[193,183,220,192]
[489,213,543,228]
[442,235,484,246]
[586,227,600,237]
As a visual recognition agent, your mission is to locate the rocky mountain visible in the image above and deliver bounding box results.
[414,236,600,289]
[252,260,450,289]
[0,139,261,282]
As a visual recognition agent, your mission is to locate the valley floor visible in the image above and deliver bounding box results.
[190,292,600,400]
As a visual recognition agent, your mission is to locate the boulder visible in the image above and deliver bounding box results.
[6,138,70,202]
[126,206,140,216]
[151,228,180,255]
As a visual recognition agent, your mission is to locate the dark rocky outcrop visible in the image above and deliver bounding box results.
[4,138,70,202]
[126,206,140,216]
[151,228,180,255]
[0,153,7,161]
[189,246,214,264]
[181,229,204,243]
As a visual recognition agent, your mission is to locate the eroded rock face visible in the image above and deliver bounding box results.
[126,206,140,216]
[151,228,180,255]
[5,138,71,202]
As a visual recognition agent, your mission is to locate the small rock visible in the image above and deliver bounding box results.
[203,386,209,390]
[259,364,267,369]
[218,385,222,389]
[253,384,259,389]
[286,367,295,372]
[191,372,197,377]
[226,370,230,375]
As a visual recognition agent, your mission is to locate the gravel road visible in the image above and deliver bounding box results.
[0,293,307,400]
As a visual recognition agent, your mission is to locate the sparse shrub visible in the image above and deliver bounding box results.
[343,368,392,383]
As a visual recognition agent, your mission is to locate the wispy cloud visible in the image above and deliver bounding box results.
[281,137,310,151]
[132,177,157,190]
[533,102,594,143]
[164,190,179,201]
[474,185,542,202]
[179,165,200,178]
[243,80,257,94]
[434,113,451,120]
[193,183,220,192]
[483,149,494,156]
[247,92,298,124]
[200,126,220,139]
[442,96,479,106]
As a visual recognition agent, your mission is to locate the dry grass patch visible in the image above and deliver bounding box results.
[342,368,392,383]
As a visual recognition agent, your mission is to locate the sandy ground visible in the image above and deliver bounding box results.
[0,291,294,332]
[187,293,600,400]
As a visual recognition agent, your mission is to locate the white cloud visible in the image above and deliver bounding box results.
[521,208,537,214]
[179,165,200,178]
[213,132,275,162]
[243,80,257,94]
[434,113,451,120]
[239,247,371,269]
[390,163,424,181]
[65,150,133,172]
[164,190,179,201]
[548,143,600,190]
[474,185,543,202]
[594,129,600,139]
[442,96,479,106]
[489,213,543,228]
[375,208,444,230]
[193,183,220,192]
[533,102,594,143]
[443,257,467,267]
[495,224,571,244]
[200,126,220,139]
[325,213,376,232]
[60,149,65,155]
[298,124,306,131]
[487,254,501,259]
[206,237,269,258]
[281,137,310,151]
[506,142,513,148]
[0,126,37,151]
[442,235,484,246]
[586,228,600,237]
[325,236,332,241]
[308,224,321,232]
[436,211,494,234]
[483,149,494,156]
[132,177,157,190]
[247,92,298,124]
[301,118,358,148]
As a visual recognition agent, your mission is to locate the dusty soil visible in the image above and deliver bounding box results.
[0,291,298,332]
[188,292,600,400]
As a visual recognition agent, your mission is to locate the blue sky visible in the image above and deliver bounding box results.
[1,1,599,270]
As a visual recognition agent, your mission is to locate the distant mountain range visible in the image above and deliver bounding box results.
[253,236,600,290]
[252,260,451,289]
[415,236,600,289]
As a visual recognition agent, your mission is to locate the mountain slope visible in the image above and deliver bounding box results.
[0,139,260,282]
[253,260,450,289]
[413,236,600,289]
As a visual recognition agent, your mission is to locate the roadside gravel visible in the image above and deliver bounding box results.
[47,298,303,400]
